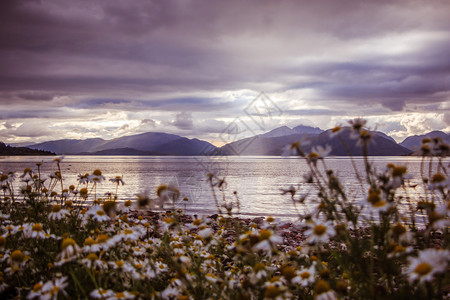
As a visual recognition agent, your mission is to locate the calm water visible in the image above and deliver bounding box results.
[0,156,447,222]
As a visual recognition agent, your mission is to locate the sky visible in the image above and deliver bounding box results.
[1,0,449,146]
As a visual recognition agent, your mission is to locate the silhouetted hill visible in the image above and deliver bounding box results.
[400,131,450,151]
[0,142,55,156]
[217,127,411,156]
[28,132,216,155]
[313,128,412,156]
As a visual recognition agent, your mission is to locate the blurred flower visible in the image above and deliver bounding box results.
[90,288,115,299]
[110,175,125,185]
[292,265,316,287]
[406,249,450,283]
[49,205,69,221]
[304,219,336,244]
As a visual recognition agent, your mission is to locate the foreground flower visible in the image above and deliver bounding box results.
[314,280,337,300]
[305,219,336,244]
[406,248,450,283]
[366,188,391,213]
[90,288,114,299]
[41,277,69,299]
[292,265,316,287]
[49,205,69,221]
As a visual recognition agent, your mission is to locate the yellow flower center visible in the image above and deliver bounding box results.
[314,280,331,294]
[264,285,281,298]
[414,262,432,276]
[300,271,311,279]
[373,200,387,208]
[93,169,102,176]
[313,225,327,236]
[32,224,43,232]
[33,283,43,292]
[96,234,109,243]
[431,173,446,183]
[0,236,6,247]
[392,166,407,177]
[115,260,124,268]
[259,229,272,240]
[11,250,24,263]
[84,237,95,246]
[96,210,105,216]
[332,126,341,133]
[86,253,98,261]
[61,238,76,250]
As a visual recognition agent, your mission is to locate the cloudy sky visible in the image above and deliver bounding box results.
[1,0,449,146]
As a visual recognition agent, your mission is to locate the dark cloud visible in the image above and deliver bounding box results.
[0,0,449,142]
[172,112,193,130]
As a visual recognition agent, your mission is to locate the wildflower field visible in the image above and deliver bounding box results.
[0,120,449,299]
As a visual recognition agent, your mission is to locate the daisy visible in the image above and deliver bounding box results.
[292,265,316,287]
[41,276,69,300]
[110,175,125,185]
[49,205,69,221]
[406,248,450,283]
[90,288,115,299]
[282,139,309,157]
[314,280,337,300]
[304,219,336,244]
[81,253,107,270]
[27,282,44,299]
[24,223,47,239]
[348,118,367,137]
[428,172,450,190]
[88,169,106,183]
[306,145,332,166]
[366,188,391,213]
[253,229,283,253]
[107,291,136,299]
[57,237,81,262]
[88,206,111,222]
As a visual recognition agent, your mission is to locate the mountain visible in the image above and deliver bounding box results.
[292,125,324,135]
[28,132,216,155]
[400,131,450,151]
[217,127,412,156]
[259,125,324,138]
[0,142,55,156]
[259,126,296,138]
[217,124,324,155]
[217,134,312,155]
[313,128,411,156]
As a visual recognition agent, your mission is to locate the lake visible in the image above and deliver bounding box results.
[0,155,447,222]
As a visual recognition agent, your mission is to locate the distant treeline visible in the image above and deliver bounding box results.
[0,142,55,156]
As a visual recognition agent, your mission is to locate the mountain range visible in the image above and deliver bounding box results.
[5,125,448,156]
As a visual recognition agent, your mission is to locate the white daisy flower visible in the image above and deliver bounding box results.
[41,276,69,299]
[304,219,336,244]
[90,288,115,299]
[48,205,69,221]
[292,265,316,287]
[106,291,135,299]
[23,223,48,239]
[406,248,450,283]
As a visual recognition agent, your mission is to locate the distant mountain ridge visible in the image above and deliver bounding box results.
[28,132,215,156]
[0,142,55,156]
[23,125,448,156]
[217,127,411,156]
[400,131,450,151]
